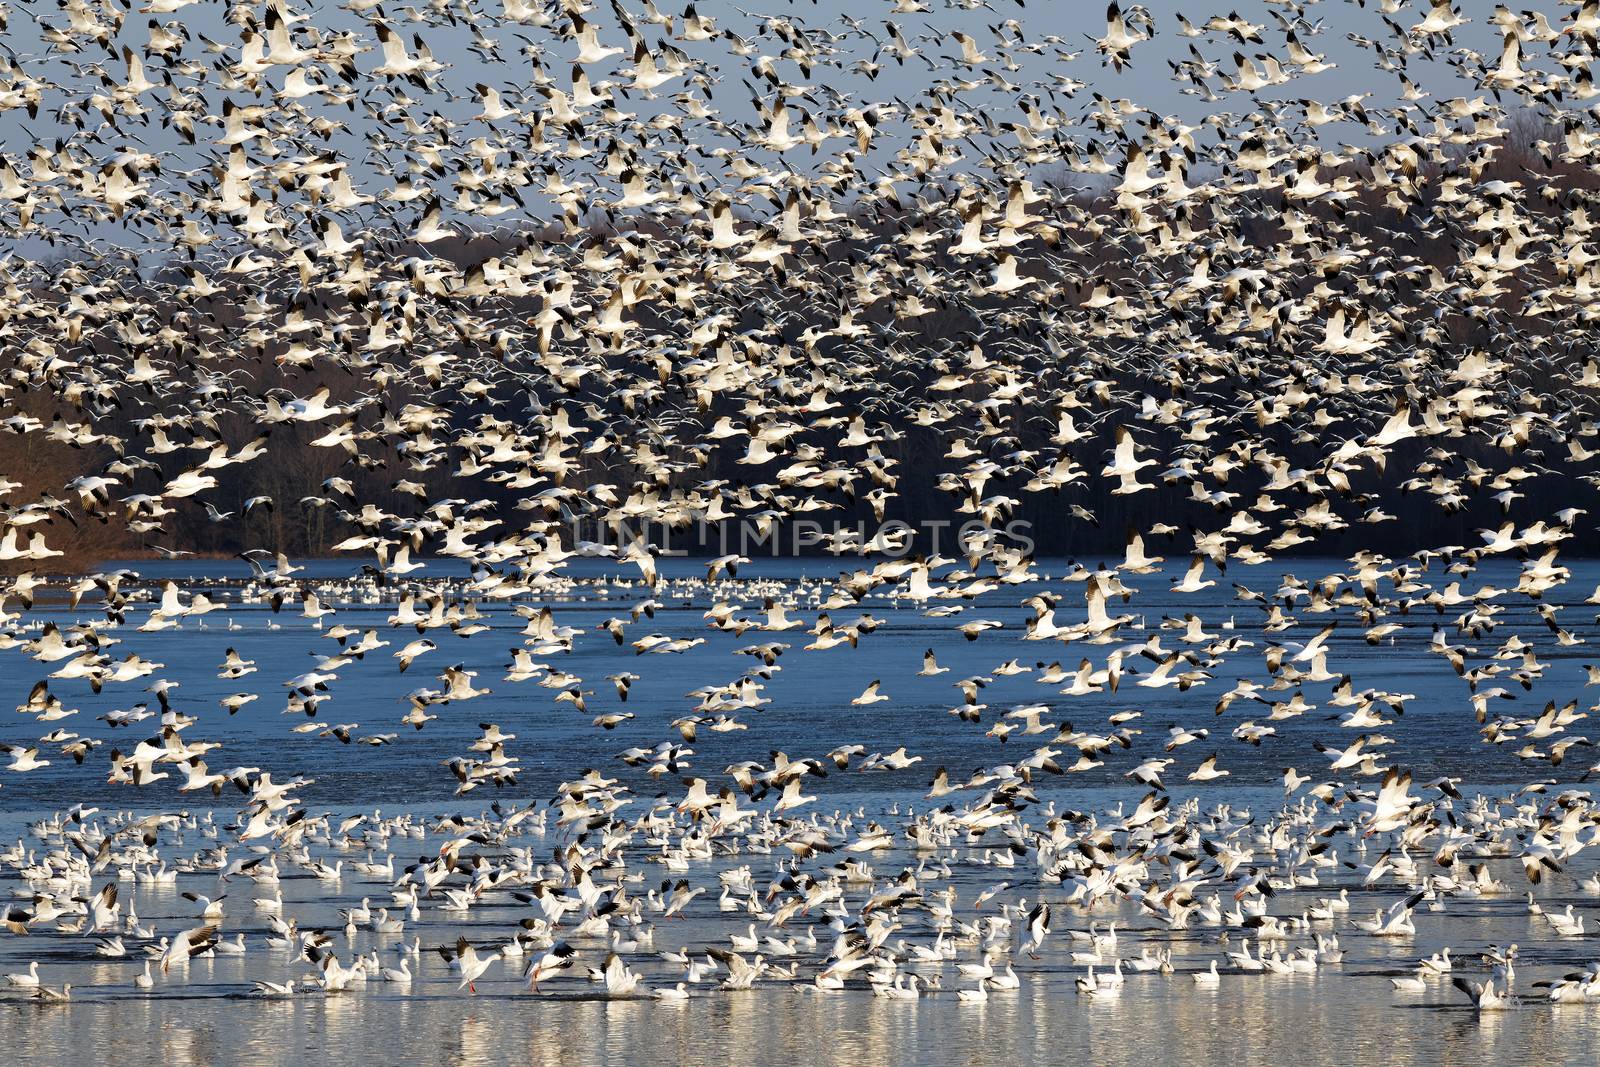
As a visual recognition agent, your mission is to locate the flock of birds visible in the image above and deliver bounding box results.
[8,0,1600,1031]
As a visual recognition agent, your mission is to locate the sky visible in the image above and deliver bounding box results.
[0,0,1554,256]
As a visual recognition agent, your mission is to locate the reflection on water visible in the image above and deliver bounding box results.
[6,974,1600,1067]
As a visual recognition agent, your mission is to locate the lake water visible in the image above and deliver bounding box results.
[4,555,1589,810]
[2,556,1600,1065]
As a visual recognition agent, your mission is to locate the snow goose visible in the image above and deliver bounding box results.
[1391,970,1427,993]
[440,938,501,993]
[1453,975,1514,1011]
[4,961,40,987]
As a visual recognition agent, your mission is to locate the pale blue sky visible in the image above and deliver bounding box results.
[0,0,1548,255]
